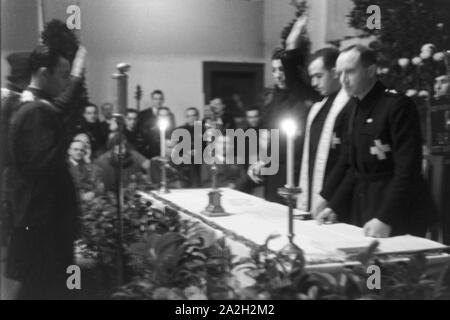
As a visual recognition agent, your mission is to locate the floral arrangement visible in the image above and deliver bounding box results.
[77,183,450,300]
[347,0,450,98]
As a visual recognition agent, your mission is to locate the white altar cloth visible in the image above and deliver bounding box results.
[138,188,448,266]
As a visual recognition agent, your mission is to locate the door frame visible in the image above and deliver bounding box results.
[202,61,264,105]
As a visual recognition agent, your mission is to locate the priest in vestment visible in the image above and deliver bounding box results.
[297,47,351,212]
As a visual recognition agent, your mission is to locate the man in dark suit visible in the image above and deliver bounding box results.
[314,45,436,237]
[175,107,202,187]
[72,104,108,157]
[5,45,79,299]
[238,16,320,203]
[123,108,147,154]
[136,89,166,158]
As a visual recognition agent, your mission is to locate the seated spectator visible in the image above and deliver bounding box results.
[73,104,108,157]
[94,135,150,192]
[100,102,117,133]
[67,140,102,198]
[124,108,146,154]
[73,132,93,163]
[245,107,261,130]
[209,97,234,130]
[176,107,202,187]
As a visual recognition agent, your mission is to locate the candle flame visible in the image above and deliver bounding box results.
[281,119,297,136]
[158,118,169,131]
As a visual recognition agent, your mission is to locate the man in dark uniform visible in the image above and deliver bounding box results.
[314,45,435,237]
[238,16,319,203]
[5,45,79,299]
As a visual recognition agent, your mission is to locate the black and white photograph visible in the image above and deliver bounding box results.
[1,0,450,304]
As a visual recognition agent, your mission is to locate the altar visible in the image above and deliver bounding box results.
[138,188,450,278]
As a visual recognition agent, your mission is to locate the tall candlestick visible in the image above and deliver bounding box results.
[286,134,294,187]
[282,119,296,188]
[160,128,165,158]
[159,118,169,158]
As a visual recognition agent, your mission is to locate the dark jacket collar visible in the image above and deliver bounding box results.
[7,82,24,94]
[358,81,385,107]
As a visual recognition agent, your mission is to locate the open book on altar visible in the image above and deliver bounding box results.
[307,222,448,255]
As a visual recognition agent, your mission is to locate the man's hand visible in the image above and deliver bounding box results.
[285,15,308,50]
[363,218,392,238]
[315,207,337,225]
[247,161,265,184]
[71,45,87,79]
[310,196,328,219]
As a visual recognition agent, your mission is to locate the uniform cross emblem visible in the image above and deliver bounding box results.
[370,139,391,160]
[331,132,341,149]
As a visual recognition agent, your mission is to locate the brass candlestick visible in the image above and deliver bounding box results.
[202,113,228,217]
[278,186,302,254]
[159,157,170,194]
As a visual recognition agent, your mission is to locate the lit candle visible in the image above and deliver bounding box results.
[158,118,169,158]
[282,119,297,188]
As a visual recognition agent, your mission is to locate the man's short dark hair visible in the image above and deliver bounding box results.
[29,45,63,74]
[309,47,340,70]
[101,102,113,109]
[126,108,138,116]
[107,133,129,150]
[340,44,377,68]
[186,107,199,116]
[84,104,98,112]
[271,47,285,61]
[151,89,164,98]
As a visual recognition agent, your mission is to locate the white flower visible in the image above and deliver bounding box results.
[411,57,423,66]
[421,43,436,55]
[433,52,445,61]
[420,51,432,60]
[376,67,389,75]
[398,58,410,68]
[418,90,429,97]
[405,89,418,97]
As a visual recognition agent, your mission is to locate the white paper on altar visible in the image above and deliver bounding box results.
[138,188,447,263]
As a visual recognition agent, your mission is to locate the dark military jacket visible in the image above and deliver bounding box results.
[321,81,436,236]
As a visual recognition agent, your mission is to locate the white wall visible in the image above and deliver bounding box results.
[1,0,39,88]
[262,0,361,86]
[41,0,265,123]
[1,0,362,123]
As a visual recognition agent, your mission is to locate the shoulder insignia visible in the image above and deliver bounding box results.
[385,89,399,96]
